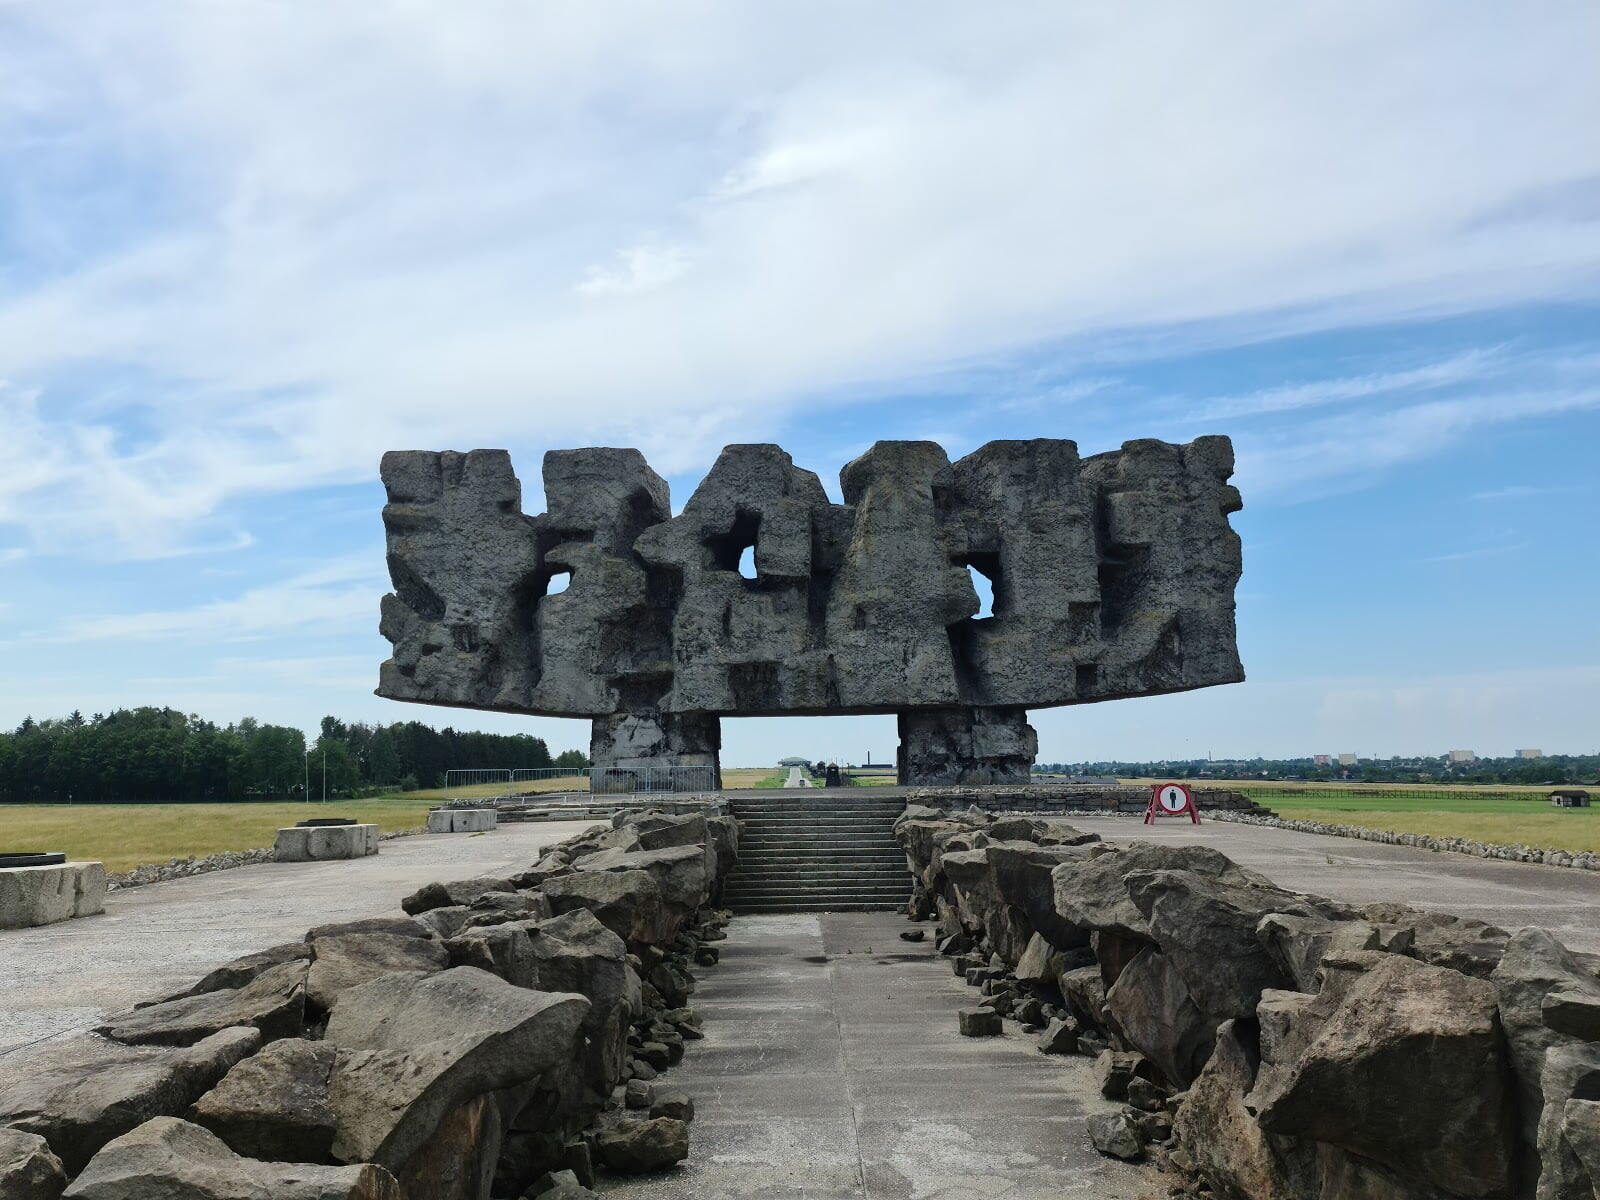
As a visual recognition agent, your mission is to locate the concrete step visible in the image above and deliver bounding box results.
[729,901,906,913]
[724,884,911,900]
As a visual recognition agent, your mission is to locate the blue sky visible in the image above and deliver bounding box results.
[1,3,1597,765]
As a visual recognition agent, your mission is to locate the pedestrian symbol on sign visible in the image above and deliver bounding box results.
[1144,782,1201,825]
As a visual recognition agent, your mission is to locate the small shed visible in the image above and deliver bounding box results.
[1550,789,1592,809]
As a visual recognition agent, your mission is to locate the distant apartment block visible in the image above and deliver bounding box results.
[1338,752,1358,766]
[1447,749,1475,763]
[1517,748,1543,759]
[1313,754,1331,766]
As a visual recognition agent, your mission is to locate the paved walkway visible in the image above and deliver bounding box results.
[597,911,1150,1200]
[784,766,808,788]
[1079,815,1600,954]
[0,821,595,1063]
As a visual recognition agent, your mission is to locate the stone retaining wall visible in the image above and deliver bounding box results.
[1210,809,1600,871]
[0,809,740,1200]
[905,783,1277,817]
[896,803,1600,1199]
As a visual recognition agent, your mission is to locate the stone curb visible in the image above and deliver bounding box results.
[1207,809,1600,871]
[106,828,425,891]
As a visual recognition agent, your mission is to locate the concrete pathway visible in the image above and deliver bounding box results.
[1079,815,1600,955]
[0,821,596,1063]
[597,911,1151,1200]
[784,766,808,788]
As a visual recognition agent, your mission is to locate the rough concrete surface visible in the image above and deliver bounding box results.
[595,911,1151,1199]
[1080,816,1600,955]
[0,822,596,1064]
[376,438,1244,785]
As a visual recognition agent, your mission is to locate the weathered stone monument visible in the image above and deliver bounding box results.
[377,437,1243,786]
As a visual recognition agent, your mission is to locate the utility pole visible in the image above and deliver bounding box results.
[322,749,327,803]
[304,749,310,805]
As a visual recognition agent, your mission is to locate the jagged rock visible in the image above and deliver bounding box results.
[1127,869,1351,1020]
[1052,844,1271,942]
[460,890,553,929]
[1493,927,1600,1160]
[1249,951,1514,1199]
[986,841,1100,951]
[592,1117,689,1173]
[1361,903,1510,977]
[624,1080,654,1110]
[95,961,306,1047]
[306,932,450,1012]
[541,870,668,950]
[0,1028,261,1174]
[1172,1019,1317,1200]
[0,1127,67,1200]
[1086,1111,1145,1161]
[1255,913,1385,993]
[1544,985,1600,1041]
[572,845,709,929]
[650,1089,694,1122]
[414,905,473,939]
[60,1117,399,1199]
[1562,1101,1600,1198]
[323,967,588,1176]
[1534,1043,1600,1200]
[401,876,518,916]
[527,1168,599,1198]
[899,928,925,942]
[189,1038,338,1162]
[1102,947,1215,1087]
[1037,1018,1078,1055]
[1126,1076,1167,1112]
[1094,1050,1154,1102]
[304,917,432,942]
[1059,965,1107,1030]
[958,1008,1002,1037]
[144,943,311,1006]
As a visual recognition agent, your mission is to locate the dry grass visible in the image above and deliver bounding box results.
[1118,776,1550,795]
[3,798,437,874]
[1286,807,1600,855]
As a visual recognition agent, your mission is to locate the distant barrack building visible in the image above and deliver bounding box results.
[1518,748,1544,759]
[376,437,1244,787]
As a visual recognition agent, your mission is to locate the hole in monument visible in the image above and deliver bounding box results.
[708,510,761,581]
[967,564,994,619]
[721,713,898,785]
[545,570,571,596]
[738,544,756,580]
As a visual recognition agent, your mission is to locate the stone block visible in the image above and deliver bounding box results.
[425,809,497,834]
[273,824,379,862]
[0,862,106,929]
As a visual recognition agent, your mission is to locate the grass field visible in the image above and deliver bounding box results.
[1117,777,1598,853]
[4,798,437,874]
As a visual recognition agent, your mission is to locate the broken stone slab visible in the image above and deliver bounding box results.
[189,1038,338,1163]
[0,1127,68,1200]
[1102,947,1215,1087]
[144,943,312,1006]
[426,809,497,834]
[1493,927,1600,1156]
[305,931,450,1013]
[572,845,709,930]
[401,875,518,915]
[1562,1100,1600,1199]
[528,1168,599,1199]
[322,967,589,1175]
[304,916,433,942]
[1360,902,1511,978]
[1250,951,1514,1199]
[592,1117,689,1173]
[1085,1110,1145,1161]
[0,1027,261,1175]
[96,960,307,1047]
[1037,1018,1078,1055]
[1255,912,1385,993]
[540,869,669,950]
[958,1008,1002,1037]
[1172,1019,1317,1200]
[274,824,379,862]
[650,1088,694,1123]
[1534,1043,1600,1200]
[1052,843,1272,943]
[0,861,106,929]
[60,1117,399,1200]
[1127,868,1354,1020]
[1094,1050,1155,1102]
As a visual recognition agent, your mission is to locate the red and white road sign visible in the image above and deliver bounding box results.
[1144,782,1201,825]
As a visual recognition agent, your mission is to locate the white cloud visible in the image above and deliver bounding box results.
[40,556,384,643]
[0,4,1596,554]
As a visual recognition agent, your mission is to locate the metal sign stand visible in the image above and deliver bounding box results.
[1144,782,1201,825]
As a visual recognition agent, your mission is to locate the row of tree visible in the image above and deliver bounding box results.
[1034,754,1600,786]
[0,708,589,804]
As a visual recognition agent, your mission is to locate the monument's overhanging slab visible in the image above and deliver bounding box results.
[376,437,1243,783]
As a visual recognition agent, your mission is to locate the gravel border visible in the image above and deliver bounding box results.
[106,827,425,891]
[1207,809,1600,871]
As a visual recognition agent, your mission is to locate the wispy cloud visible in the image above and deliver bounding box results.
[1190,348,1505,422]
[1469,483,1588,502]
[39,556,384,644]
[0,5,1596,555]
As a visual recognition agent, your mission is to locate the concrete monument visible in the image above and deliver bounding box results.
[377,438,1243,786]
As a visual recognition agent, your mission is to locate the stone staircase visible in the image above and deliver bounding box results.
[722,792,912,913]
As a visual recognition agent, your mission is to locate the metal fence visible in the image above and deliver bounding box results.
[443,765,719,799]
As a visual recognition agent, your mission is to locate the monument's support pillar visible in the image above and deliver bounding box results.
[590,711,722,793]
[896,706,1037,786]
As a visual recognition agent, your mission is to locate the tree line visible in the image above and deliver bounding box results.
[0,707,589,804]
[1035,754,1599,786]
